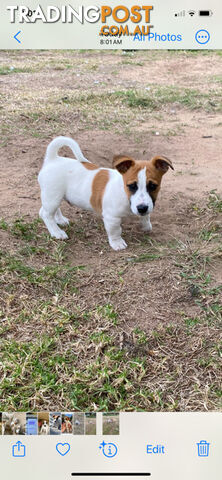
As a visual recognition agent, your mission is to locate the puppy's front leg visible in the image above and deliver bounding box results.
[103,215,127,251]
[140,214,152,232]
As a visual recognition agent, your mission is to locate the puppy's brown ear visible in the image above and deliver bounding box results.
[151,155,174,173]
[112,155,135,174]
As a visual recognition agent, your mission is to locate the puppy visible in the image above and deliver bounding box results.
[52,415,61,429]
[40,420,49,435]
[64,419,72,433]
[38,136,173,251]
[10,417,21,435]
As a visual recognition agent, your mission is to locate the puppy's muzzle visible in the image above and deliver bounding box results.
[137,204,148,216]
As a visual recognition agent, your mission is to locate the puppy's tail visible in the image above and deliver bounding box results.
[44,136,89,164]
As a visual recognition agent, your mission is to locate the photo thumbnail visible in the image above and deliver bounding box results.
[50,412,62,435]
[85,413,97,435]
[38,412,50,435]
[2,413,26,435]
[103,413,120,435]
[73,412,85,435]
[62,413,73,434]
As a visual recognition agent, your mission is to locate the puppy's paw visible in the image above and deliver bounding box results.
[52,230,68,240]
[57,217,69,226]
[142,221,152,233]
[109,237,127,251]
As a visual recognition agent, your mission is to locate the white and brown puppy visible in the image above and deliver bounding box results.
[38,136,173,251]
[40,420,49,435]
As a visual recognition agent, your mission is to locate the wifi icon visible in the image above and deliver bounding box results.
[188,10,195,16]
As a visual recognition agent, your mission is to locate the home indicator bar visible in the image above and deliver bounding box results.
[71,474,151,477]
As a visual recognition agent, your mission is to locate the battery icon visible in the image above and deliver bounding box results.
[199,10,213,16]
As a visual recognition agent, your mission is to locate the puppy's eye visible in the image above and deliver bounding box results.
[127,182,138,193]
[147,181,158,192]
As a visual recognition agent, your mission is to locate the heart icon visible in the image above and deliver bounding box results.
[56,443,71,456]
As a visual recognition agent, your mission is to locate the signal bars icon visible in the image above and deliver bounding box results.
[174,10,185,17]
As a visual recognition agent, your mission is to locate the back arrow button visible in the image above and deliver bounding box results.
[14,31,22,44]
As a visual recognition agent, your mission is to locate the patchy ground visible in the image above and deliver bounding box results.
[0,50,221,412]
[103,414,119,435]
[85,414,96,435]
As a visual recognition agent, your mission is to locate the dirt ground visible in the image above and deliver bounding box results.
[103,414,119,435]
[85,414,97,435]
[73,412,85,435]
[0,50,221,412]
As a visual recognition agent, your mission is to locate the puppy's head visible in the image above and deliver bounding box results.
[112,154,174,216]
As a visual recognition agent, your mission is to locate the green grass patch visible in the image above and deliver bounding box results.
[52,85,222,114]
[0,66,34,75]
[114,87,222,112]
[0,219,8,230]
[10,218,41,241]
[126,253,162,263]
[207,190,222,213]
[0,250,85,292]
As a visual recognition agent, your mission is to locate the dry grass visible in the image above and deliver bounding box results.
[0,194,221,411]
[0,50,221,143]
[85,414,96,434]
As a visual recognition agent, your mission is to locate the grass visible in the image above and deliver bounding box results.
[212,75,222,83]
[1,83,220,139]
[60,86,221,113]
[0,192,221,411]
[0,66,35,75]
[0,48,221,139]
[114,87,222,112]
[126,253,162,263]
[2,84,220,140]
[207,190,222,212]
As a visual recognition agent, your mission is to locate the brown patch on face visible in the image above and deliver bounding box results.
[113,154,174,205]
[82,162,98,170]
[118,157,173,204]
[90,169,109,213]
[120,161,161,201]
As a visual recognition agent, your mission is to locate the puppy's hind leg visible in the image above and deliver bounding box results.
[40,207,68,240]
[39,194,68,240]
[54,208,69,226]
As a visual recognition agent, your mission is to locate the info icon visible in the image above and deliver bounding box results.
[99,441,118,458]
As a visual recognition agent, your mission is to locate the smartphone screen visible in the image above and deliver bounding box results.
[0,1,221,479]
[26,415,38,436]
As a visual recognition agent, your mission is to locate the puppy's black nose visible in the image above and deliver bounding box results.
[137,204,148,215]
